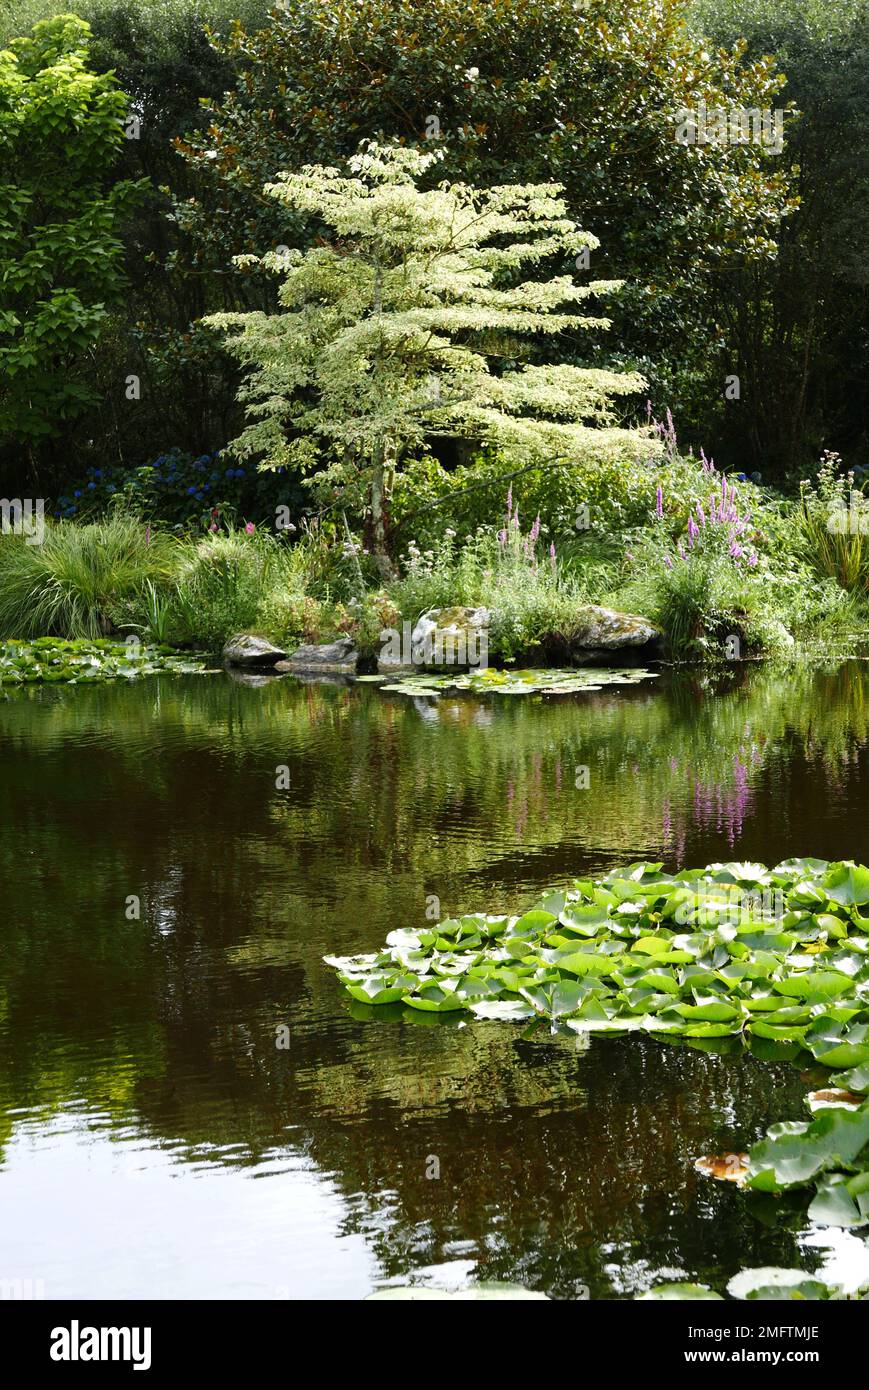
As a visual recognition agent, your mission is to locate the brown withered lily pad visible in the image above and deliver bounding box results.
[808,1088,865,1108]
[694,1152,750,1183]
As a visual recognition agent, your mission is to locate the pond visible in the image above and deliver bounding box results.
[2,660,869,1300]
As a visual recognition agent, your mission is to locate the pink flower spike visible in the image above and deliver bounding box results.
[656,484,663,518]
[696,503,705,526]
[245,521,255,534]
[664,555,673,569]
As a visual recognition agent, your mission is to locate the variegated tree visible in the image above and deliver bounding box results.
[208,142,658,572]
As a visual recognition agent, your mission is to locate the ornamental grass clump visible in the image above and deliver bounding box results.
[800,451,869,594]
[0,516,179,640]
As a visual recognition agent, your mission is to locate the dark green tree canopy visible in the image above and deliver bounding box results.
[0,13,143,450]
[175,0,796,375]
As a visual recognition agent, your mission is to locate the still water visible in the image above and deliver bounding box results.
[2,661,869,1299]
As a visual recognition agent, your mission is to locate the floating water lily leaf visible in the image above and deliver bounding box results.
[726,1268,836,1301]
[831,1062,869,1093]
[807,1088,865,1110]
[695,1152,750,1183]
[821,862,869,907]
[746,1102,869,1191]
[808,1173,869,1228]
[807,1020,869,1069]
[637,1284,724,1300]
[773,971,854,1003]
[558,903,610,935]
[365,1282,548,1300]
[469,999,536,1021]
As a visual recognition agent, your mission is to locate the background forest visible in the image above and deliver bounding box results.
[1,0,866,496]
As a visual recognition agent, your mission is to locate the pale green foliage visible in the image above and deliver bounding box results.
[208,142,658,558]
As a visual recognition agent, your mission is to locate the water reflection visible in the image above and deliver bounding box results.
[1,661,869,1297]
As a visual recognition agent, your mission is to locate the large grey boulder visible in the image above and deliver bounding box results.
[283,637,359,674]
[571,605,660,651]
[378,606,490,673]
[222,634,288,667]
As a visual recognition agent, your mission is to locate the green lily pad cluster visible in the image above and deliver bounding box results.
[0,638,207,685]
[325,858,869,1049]
[328,857,869,1300]
[378,667,658,697]
[639,1266,869,1301]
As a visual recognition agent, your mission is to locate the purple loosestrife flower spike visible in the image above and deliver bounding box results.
[696,503,705,526]
[656,484,663,518]
[664,554,673,569]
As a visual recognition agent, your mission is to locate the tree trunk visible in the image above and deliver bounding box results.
[369,440,394,579]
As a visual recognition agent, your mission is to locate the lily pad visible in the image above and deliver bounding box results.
[377,667,659,698]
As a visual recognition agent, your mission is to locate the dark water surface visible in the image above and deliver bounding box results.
[2,661,869,1299]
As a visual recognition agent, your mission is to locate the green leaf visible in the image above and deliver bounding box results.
[727,1268,836,1301]
[637,1284,723,1301]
